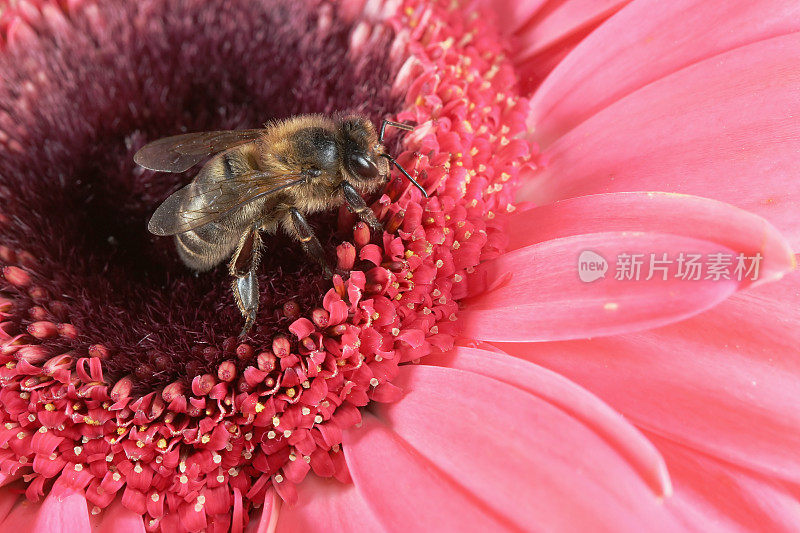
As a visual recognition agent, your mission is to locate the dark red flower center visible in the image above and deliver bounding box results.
[0,0,533,530]
[0,0,406,390]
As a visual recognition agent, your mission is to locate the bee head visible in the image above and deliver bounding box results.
[338,116,390,186]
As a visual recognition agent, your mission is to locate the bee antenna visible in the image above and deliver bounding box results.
[379,120,414,143]
[380,153,428,198]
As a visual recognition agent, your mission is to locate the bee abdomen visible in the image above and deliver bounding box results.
[175,222,239,271]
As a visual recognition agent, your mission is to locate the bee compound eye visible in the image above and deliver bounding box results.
[348,153,378,179]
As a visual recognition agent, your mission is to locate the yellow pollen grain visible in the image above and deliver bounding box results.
[302,380,310,389]
[217,474,225,483]
[151,493,159,502]
[134,464,143,473]
[272,416,280,427]
[113,472,122,482]
[267,430,276,439]
[16,431,25,439]
[179,475,188,484]
[314,415,323,423]
[453,241,461,249]
[435,260,444,268]
[116,427,125,436]
[404,250,414,258]
[74,446,82,455]
[454,274,463,282]
[48,453,56,460]
[283,430,292,438]
[275,474,284,483]
[74,464,83,471]
[604,302,620,311]
[194,503,203,513]
[157,439,167,449]
[301,407,311,416]
[136,440,145,448]
[431,326,439,334]
[285,388,296,398]
[289,453,297,462]
[391,327,400,336]
[213,454,222,464]
[37,427,46,434]
[200,435,210,444]
[370,378,379,387]
[506,204,516,212]
[245,432,253,441]
[255,402,264,413]
[44,403,55,411]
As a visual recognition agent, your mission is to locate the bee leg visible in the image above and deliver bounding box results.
[288,208,333,278]
[342,181,383,233]
[229,226,262,337]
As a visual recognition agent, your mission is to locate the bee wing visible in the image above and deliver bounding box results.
[134,129,267,172]
[148,168,306,236]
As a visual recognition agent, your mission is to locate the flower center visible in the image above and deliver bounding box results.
[0,0,404,390]
[0,0,534,529]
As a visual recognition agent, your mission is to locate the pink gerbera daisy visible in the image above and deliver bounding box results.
[0,0,797,531]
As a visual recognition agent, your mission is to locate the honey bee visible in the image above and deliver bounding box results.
[135,115,426,336]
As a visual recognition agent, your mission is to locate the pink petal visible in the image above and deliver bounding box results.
[529,0,800,145]
[91,498,145,532]
[504,192,794,288]
[518,32,800,248]
[478,0,548,35]
[0,486,22,525]
[1,496,39,533]
[461,232,740,342]
[496,271,800,485]
[344,364,682,532]
[31,480,90,533]
[246,490,280,533]
[422,346,671,497]
[514,0,627,76]
[274,475,383,533]
[653,434,800,532]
